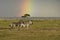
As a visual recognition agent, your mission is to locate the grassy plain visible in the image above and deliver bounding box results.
[0,19,60,40]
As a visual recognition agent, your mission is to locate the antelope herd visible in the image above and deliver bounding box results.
[9,20,33,30]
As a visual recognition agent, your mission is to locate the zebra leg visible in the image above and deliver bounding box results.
[19,24,24,30]
[23,24,25,27]
[26,24,29,30]
[18,24,20,31]
[9,25,13,30]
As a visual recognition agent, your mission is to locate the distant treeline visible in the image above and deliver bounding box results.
[0,17,60,20]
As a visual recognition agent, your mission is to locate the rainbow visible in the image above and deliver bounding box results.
[17,0,32,17]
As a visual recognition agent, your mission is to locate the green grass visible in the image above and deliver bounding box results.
[0,19,60,40]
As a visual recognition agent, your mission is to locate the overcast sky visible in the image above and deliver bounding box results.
[0,0,60,17]
[30,0,60,17]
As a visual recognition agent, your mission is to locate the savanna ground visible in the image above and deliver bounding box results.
[0,19,60,40]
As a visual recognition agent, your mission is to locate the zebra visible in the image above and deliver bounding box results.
[9,22,21,30]
[9,20,33,30]
[20,20,33,30]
